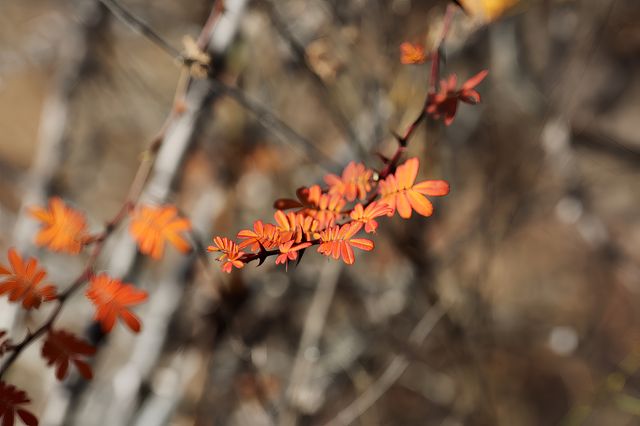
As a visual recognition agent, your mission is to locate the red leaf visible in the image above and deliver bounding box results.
[0,381,38,426]
[42,330,96,380]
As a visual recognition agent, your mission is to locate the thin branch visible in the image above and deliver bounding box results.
[261,0,367,158]
[98,0,183,59]
[323,303,446,426]
[98,0,338,171]
[378,4,456,182]
[281,261,343,425]
[210,80,340,170]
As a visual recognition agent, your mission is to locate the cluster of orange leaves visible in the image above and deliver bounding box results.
[209,157,450,272]
[0,199,193,425]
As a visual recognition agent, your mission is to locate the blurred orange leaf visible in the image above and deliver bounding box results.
[400,42,427,65]
[459,0,519,22]
[0,249,56,310]
[0,381,38,426]
[129,205,192,260]
[42,330,96,380]
[350,201,393,233]
[324,161,373,202]
[86,274,148,333]
[29,197,88,254]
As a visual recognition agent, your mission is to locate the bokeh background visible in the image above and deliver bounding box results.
[1,0,640,425]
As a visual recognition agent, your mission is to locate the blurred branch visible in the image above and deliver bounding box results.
[280,262,342,424]
[323,303,446,426]
[260,0,367,158]
[571,119,640,167]
[210,80,339,170]
[96,0,338,170]
[98,0,182,58]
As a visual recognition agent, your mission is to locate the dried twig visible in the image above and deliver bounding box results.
[323,303,446,426]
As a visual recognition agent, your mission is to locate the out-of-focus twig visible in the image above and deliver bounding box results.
[98,0,182,58]
[261,0,367,158]
[210,80,339,170]
[323,303,446,426]
[280,262,342,425]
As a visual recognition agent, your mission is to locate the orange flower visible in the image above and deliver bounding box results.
[324,161,373,202]
[316,222,374,265]
[426,70,488,126]
[350,202,393,233]
[400,42,427,65]
[208,237,245,273]
[86,274,148,333]
[378,158,450,219]
[29,197,88,254]
[0,248,56,310]
[0,381,38,426]
[129,205,191,260]
[42,330,96,380]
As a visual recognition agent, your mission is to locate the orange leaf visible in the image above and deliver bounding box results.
[208,237,245,273]
[316,222,374,265]
[129,205,192,260]
[400,42,427,65]
[459,0,519,22]
[0,381,38,426]
[86,274,148,333]
[350,202,393,234]
[378,158,449,219]
[29,197,88,254]
[42,330,96,380]
[0,249,56,310]
[324,161,373,202]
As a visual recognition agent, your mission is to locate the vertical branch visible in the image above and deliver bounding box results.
[280,262,343,425]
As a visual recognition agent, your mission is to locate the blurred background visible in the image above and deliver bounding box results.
[1,0,640,425]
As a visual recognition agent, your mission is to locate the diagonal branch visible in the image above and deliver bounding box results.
[323,303,446,426]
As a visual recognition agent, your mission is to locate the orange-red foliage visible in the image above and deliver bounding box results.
[350,202,393,233]
[324,161,373,202]
[42,330,96,380]
[378,158,450,218]
[0,381,38,426]
[29,197,89,254]
[317,222,374,265]
[208,237,246,273]
[426,70,488,125]
[213,157,450,271]
[86,274,148,333]
[0,249,56,310]
[400,42,427,65]
[129,205,192,260]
